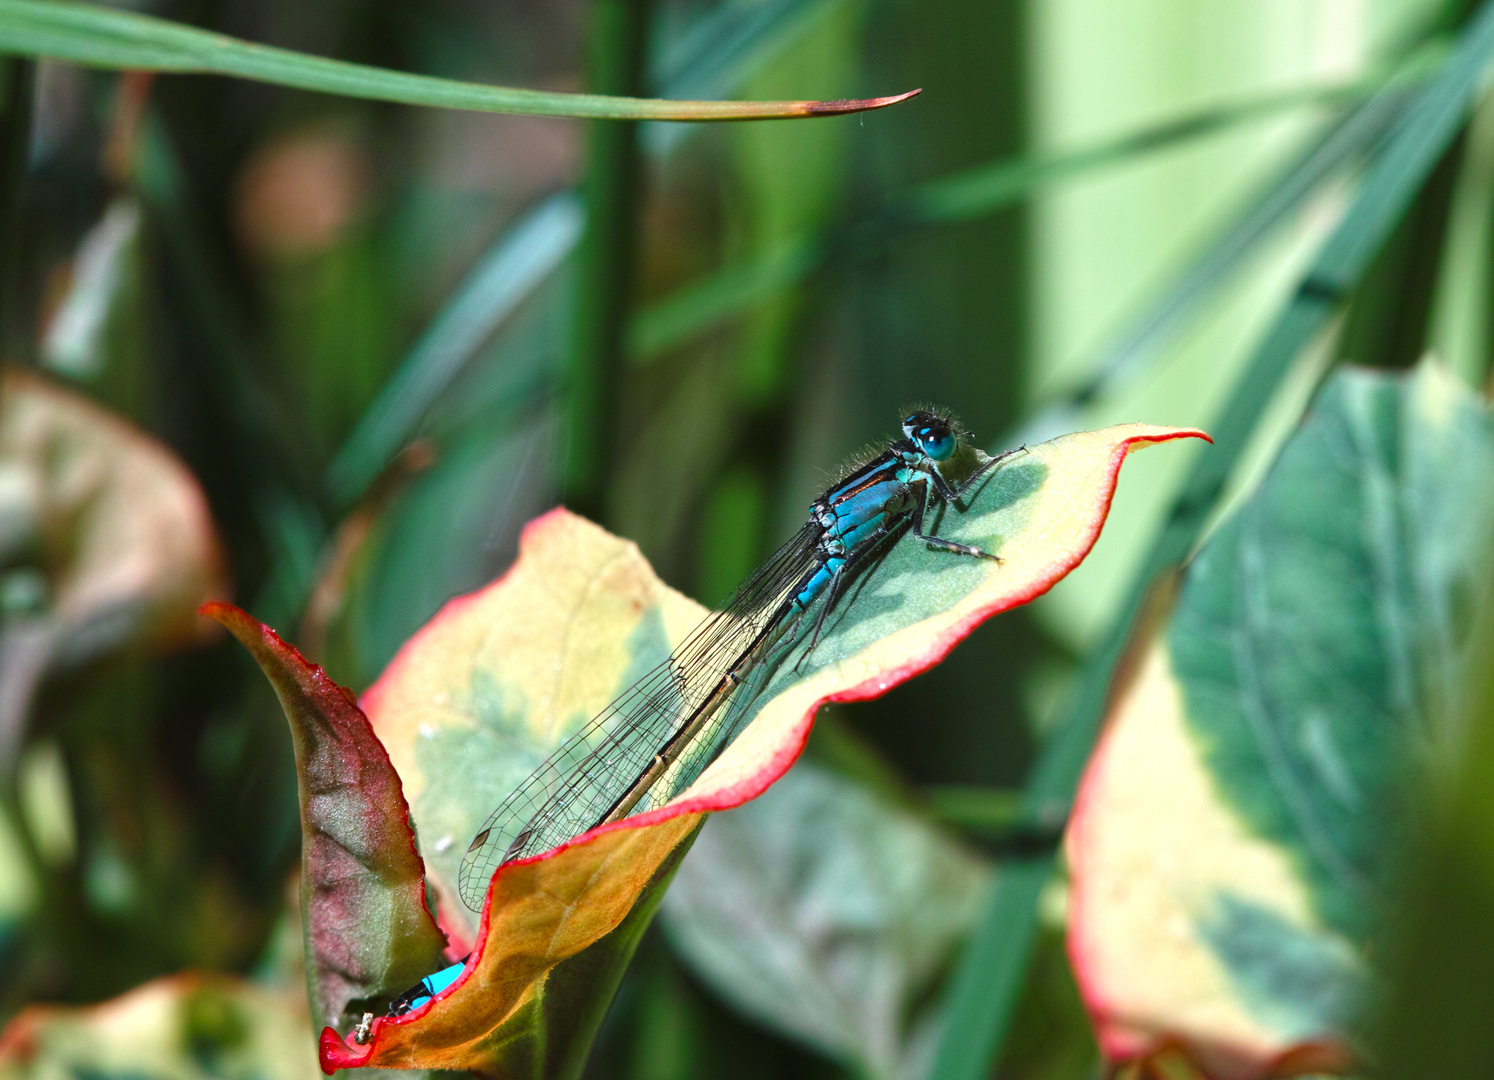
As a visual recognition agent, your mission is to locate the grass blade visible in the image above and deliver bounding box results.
[930,4,1494,1078]
[562,0,653,514]
[325,194,583,507]
[321,0,847,513]
[0,0,915,120]
[630,74,1404,362]
[1011,79,1419,449]
[645,0,841,155]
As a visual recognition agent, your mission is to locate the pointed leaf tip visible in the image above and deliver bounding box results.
[204,602,447,1034]
[800,88,922,115]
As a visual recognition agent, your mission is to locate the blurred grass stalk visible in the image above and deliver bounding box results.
[0,56,31,360]
[931,4,1494,1078]
[1377,499,1494,1078]
[132,115,327,626]
[564,0,653,517]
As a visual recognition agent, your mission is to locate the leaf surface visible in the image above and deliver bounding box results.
[204,603,447,1033]
[327,422,1204,1075]
[660,761,992,1080]
[1066,363,1494,1078]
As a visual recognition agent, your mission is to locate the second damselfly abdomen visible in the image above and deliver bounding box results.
[455,407,1016,911]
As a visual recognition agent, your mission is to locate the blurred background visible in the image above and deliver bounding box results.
[0,0,1491,1076]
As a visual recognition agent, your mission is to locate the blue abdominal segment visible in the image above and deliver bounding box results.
[387,957,469,1017]
[793,556,846,610]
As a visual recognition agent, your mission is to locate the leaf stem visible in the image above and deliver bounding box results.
[563,0,653,515]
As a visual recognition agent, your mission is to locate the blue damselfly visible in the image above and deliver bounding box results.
[359,408,1016,1034]
[453,407,1017,911]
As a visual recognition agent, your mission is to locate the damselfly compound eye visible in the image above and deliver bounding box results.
[908,417,956,461]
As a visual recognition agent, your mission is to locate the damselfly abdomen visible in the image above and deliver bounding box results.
[455,407,1017,911]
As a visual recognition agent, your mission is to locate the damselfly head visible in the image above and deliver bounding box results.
[902,408,961,462]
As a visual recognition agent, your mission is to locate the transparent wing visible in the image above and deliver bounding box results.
[457,519,823,910]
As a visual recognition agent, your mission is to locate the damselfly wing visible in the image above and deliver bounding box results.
[456,520,820,907]
[456,408,1014,911]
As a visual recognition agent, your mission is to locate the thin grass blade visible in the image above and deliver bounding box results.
[0,0,915,120]
[645,0,842,154]
[326,194,583,507]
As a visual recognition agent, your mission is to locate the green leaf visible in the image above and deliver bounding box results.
[660,761,992,1080]
[203,603,448,1033]
[1067,362,1494,1072]
[0,0,916,120]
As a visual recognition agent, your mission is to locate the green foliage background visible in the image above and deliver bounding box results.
[3,0,1494,1076]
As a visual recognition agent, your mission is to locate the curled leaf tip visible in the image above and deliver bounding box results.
[319,1026,367,1074]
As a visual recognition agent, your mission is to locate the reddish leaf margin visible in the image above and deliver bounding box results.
[204,603,447,1032]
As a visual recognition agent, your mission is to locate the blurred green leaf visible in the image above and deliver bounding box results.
[326,194,583,507]
[660,762,992,1080]
[923,785,1023,834]
[1067,361,1494,1072]
[317,275,570,688]
[0,0,915,119]
[38,196,142,384]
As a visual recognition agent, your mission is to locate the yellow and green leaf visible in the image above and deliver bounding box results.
[1066,363,1494,1078]
[309,422,1202,1074]
[0,972,322,1080]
